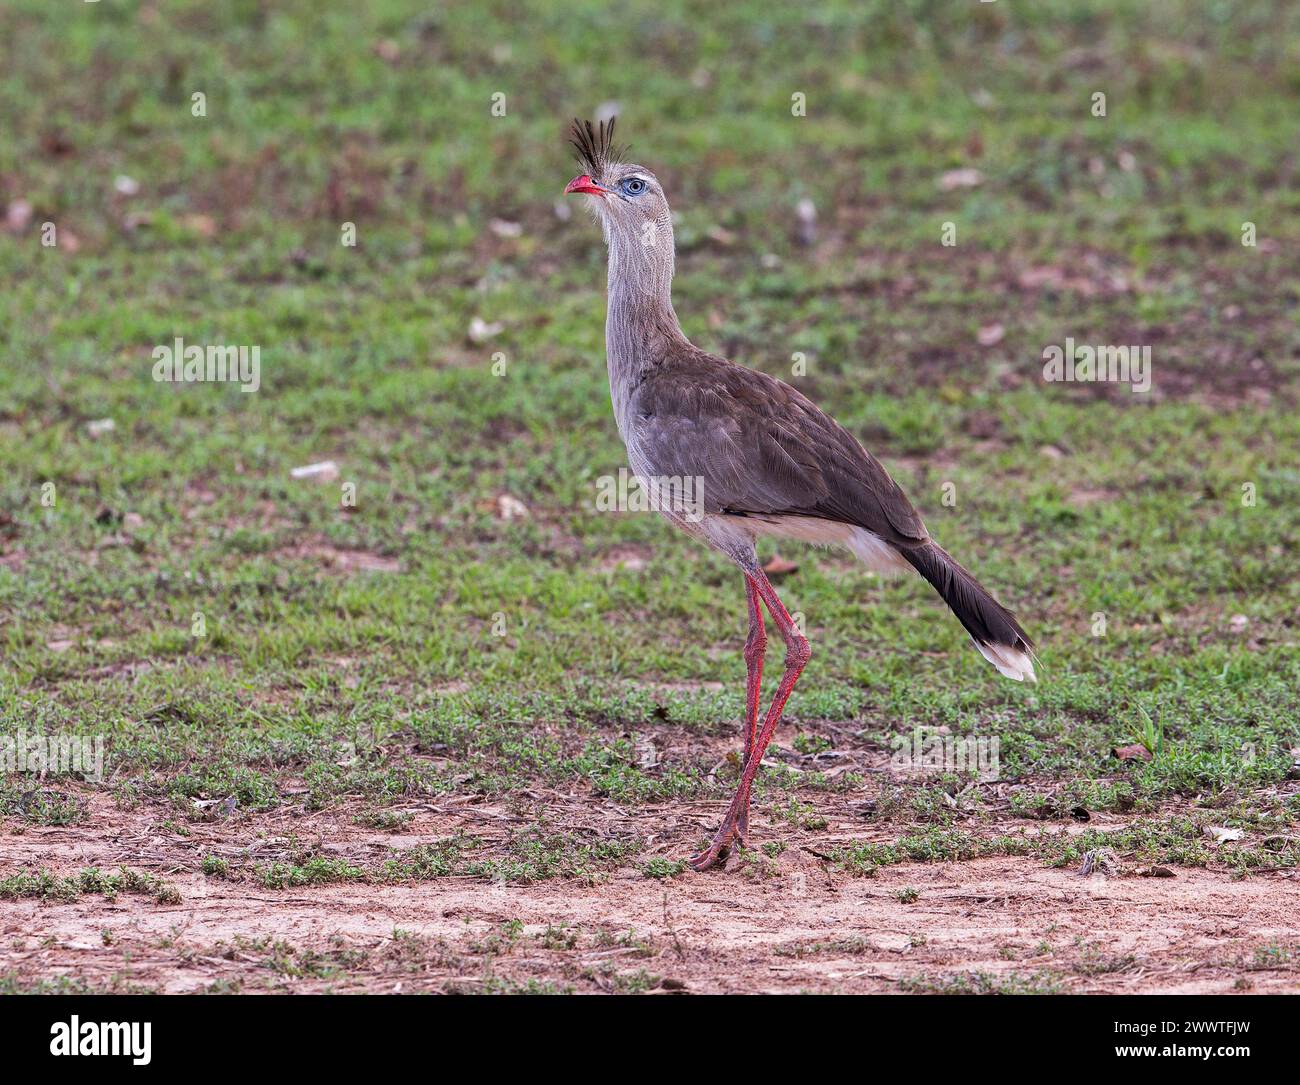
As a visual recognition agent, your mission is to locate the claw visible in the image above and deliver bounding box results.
[688,820,747,871]
[688,847,725,872]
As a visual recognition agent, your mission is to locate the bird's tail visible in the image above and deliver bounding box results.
[901,541,1036,682]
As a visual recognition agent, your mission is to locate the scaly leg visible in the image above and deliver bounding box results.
[690,571,810,871]
[737,574,767,842]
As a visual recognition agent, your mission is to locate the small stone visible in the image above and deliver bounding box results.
[496,493,529,521]
[290,460,340,482]
[795,198,817,246]
[468,317,504,343]
[5,199,32,232]
[939,168,983,191]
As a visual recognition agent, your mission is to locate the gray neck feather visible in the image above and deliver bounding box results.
[601,212,687,438]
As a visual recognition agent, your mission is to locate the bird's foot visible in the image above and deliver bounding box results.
[688,820,747,872]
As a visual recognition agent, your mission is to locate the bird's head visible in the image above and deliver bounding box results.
[564,118,671,255]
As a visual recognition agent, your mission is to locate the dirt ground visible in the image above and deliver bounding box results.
[4,792,1298,994]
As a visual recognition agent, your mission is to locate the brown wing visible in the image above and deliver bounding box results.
[629,347,928,549]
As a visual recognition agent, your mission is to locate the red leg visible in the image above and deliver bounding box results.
[737,575,767,841]
[690,570,810,871]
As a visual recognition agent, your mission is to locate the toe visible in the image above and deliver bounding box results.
[688,823,742,871]
[688,848,722,872]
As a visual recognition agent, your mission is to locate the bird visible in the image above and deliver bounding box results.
[563,118,1035,872]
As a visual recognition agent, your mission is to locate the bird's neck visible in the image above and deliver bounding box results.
[603,225,686,434]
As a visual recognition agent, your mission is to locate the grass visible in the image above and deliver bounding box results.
[198,829,638,888]
[898,970,1065,995]
[0,786,86,825]
[831,816,1300,876]
[1,0,1298,899]
[0,867,181,905]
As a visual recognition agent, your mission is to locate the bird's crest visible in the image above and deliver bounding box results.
[569,117,626,180]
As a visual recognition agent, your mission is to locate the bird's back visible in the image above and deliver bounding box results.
[626,344,930,552]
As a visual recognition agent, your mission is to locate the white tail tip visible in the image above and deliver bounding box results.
[976,641,1037,683]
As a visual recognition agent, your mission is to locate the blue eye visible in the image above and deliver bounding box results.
[622,177,647,195]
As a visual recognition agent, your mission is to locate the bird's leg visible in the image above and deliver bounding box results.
[691,571,809,872]
[737,574,767,842]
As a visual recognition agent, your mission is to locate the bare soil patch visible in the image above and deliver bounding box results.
[4,794,1298,994]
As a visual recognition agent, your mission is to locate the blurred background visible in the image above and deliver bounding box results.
[0,1,1298,894]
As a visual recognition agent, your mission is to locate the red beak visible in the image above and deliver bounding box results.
[564,173,607,198]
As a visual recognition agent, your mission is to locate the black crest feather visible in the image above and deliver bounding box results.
[569,117,627,179]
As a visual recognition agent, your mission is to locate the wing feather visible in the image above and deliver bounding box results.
[629,348,928,549]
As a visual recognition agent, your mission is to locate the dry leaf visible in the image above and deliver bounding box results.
[762,554,799,577]
[1204,825,1244,845]
[633,734,659,769]
[1078,847,1118,877]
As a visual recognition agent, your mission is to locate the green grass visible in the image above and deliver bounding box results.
[0,867,180,904]
[898,970,1065,995]
[0,786,86,825]
[831,816,1300,876]
[200,829,638,888]
[1,0,1298,885]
